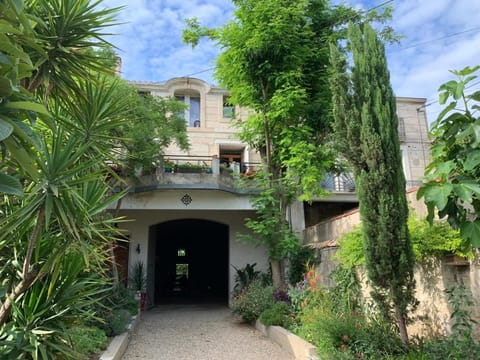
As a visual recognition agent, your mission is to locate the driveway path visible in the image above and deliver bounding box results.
[121,303,294,360]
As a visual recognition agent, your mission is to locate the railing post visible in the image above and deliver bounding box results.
[212,156,220,175]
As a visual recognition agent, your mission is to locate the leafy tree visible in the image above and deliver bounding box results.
[330,22,415,345]
[417,66,480,248]
[184,0,363,287]
[113,85,189,176]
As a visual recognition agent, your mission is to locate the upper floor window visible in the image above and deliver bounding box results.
[398,117,406,138]
[175,90,201,127]
[223,96,235,118]
[138,90,150,97]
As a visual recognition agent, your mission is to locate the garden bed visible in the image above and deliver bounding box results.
[255,320,318,360]
[99,314,141,360]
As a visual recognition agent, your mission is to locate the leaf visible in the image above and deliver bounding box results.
[435,101,456,123]
[438,91,449,105]
[453,184,473,203]
[464,150,480,171]
[0,173,23,196]
[469,90,480,102]
[0,76,13,97]
[3,101,50,116]
[0,118,13,141]
[462,182,480,197]
[460,220,480,248]
[423,183,453,211]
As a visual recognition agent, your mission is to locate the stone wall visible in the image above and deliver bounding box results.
[303,188,480,338]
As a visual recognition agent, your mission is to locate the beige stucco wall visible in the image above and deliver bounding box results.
[396,97,431,184]
[131,78,261,163]
[304,188,480,338]
[118,208,269,306]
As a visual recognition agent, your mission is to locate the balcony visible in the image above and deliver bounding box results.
[129,155,261,194]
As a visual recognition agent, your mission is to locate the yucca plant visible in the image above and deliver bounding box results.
[129,261,147,293]
[0,252,109,359]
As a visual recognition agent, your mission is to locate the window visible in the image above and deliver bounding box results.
[175,91,201,127]
[223,96,235,118]
[177,248,186,257]
[398,117,406,138]
[138,91,150,97]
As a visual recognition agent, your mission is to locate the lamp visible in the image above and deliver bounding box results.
[136,244,141,254]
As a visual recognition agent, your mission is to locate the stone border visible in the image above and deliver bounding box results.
[99,313,141,360]
[255,320,319,360]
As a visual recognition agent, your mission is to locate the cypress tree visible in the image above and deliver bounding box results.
[330,22,415,345]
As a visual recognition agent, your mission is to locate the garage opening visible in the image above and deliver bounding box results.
[151,219,229,304]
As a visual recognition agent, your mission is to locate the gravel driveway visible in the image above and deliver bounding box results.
[121,304,294,360]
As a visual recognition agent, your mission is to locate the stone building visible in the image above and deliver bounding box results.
[115,77,430,307]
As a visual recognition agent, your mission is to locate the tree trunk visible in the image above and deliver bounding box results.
[270,259,283,289]
[0,270,38,325]
[395,304,409,347]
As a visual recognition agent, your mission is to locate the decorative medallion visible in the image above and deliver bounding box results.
[181,193,192,206]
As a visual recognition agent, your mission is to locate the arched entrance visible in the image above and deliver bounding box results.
[150,219,229,304]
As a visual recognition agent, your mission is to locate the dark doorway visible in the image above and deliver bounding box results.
[152,219,229,304]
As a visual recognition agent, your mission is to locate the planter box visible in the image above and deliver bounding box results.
[255,320,319,360]
[175,167,203,174]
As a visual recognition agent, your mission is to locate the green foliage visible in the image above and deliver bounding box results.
[330,22,415,342]
[232,263,261,294]
[334,224,365,268]
[66,325,108,359]
[294,266,405,359]
[335,216,471,267]
[238,170,299,262]
[287,246,318,285]
[259,301,293,328]
[129,261,147,292]
[105,309,131,336]
[417,65,480,248]
[231,279,274,323]
[419,284,480,359]
[116,85,189,175]
[91,284,139,336]
[0,252,108,359]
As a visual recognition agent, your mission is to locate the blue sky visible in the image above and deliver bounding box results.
[101,0,480,124]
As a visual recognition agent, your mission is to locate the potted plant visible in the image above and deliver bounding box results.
[163,159,175,173]
[175,162,204,173]
[129,261,147,311]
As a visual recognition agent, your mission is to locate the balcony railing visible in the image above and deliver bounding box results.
[162,155,261,175]
[321,173,356,193]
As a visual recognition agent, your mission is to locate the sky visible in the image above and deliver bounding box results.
[101,0,480,125]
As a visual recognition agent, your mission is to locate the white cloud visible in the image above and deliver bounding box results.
[101,0,480,125]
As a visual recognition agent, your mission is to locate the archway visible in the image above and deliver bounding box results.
[151,219,229,304]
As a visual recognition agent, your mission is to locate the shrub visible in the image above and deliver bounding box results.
[104,309,132,336]
[335,216,471,268]
[231,279,274,323]
[287,246,317,285]
[0,252,108,359]
[232,263,261,294]
[259,302,293,329]
[66,325,108,359]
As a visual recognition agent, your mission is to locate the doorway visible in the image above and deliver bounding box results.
[151,219,229,304]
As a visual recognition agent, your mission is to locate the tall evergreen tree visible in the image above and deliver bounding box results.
[330,22,415,345]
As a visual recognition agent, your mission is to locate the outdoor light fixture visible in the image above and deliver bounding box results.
[136,244,141,254]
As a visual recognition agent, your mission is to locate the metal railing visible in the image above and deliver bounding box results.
[321,173,356,193]
[162,155,261,175]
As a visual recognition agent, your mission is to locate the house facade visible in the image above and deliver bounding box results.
[116,77,430,307]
